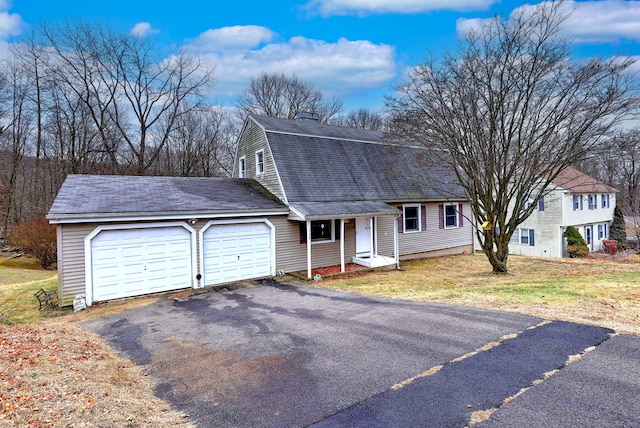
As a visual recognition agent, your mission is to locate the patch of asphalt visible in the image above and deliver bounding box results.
[310,321,613,428]
[80,282,543,427]
[475,333,640,428]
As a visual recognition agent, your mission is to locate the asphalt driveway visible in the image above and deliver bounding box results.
[80,280,639,427]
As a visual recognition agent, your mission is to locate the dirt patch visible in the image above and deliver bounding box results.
[0,324,193,427]
[151,336,313,423]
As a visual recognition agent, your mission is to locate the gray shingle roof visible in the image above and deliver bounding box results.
[251,114,385,143]
[48,175,287,221]
[251,115,465,204]
[289,201,401,220]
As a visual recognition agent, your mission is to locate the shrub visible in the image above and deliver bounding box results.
[602,239,617,255]
[563,226,589,258]
[9,218,57,269]
[610,204,627,249]
[566,244,590,258]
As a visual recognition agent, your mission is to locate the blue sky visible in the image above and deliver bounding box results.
[5,0,640,111]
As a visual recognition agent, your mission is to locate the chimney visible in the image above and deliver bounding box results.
[295,111,320,122]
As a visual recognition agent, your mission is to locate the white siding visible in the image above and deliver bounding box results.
[510,190,616,258]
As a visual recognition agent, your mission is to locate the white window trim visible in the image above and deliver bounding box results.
[255,149,264,175]
[239,156,246,178]
[444,203,459,229]
[403,204,421,233]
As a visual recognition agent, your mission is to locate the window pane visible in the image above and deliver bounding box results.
[311,220,332,241]
[405,206,419,231]
[445,205,457,227]
[520,229,529,244]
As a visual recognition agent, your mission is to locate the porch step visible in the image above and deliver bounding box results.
[352,255,396,268]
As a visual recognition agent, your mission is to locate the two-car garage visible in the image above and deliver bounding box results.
[47,175,289,307]
[85,220,275,306]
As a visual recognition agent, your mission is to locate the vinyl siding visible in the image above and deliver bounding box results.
[234,119,286,201]
[397,202,473,256]
[273,217,358,273]
[376,216,397,258]
[57,223,96,306]
[511,190,564,258]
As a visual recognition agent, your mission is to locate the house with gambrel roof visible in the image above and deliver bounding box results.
[233,114,474,277]
[48,114,474,306]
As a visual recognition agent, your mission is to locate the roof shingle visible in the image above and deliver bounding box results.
[48,175,287,220]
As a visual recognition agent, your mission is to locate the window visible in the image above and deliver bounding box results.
[521,198,534,211]
[573,195,582,211]
[439,204,463,229]
[588,194,597,210]
[598,224,604,240]
[511,228,535,246]
[602,194,610,209]
[403,205,420,232]
[537,196,545,211]
[310,220,332,242]
[255,150,264,174]
[299,220,335,243]
[238,156,246,178]
[445,204,458,228]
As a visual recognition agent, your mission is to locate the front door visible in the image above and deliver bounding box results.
[585,225,593,250]
[356,218,372,257]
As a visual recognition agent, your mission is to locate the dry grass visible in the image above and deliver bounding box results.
[2,251,640,426]
[0,256,194,427]
[319,253,640,335]
[0,324,194,427]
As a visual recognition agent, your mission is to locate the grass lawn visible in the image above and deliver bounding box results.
[317,253,640,335]
[0,256,62,324]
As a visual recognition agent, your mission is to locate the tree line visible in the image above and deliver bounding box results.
[0,21,385,236]
[2,4,640,274]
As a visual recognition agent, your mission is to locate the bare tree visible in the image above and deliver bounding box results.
[156,105,235,177]
[42,21,213,175]
[331,108,387,131]
[236,72,342,122]
[387,2,638,273]
[0,59,34,234]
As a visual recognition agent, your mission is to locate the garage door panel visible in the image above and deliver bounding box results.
[203,222,272,286]
[91,226,193,302]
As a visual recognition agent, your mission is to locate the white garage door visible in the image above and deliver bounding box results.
[202,222,272,285]
[91,226,193,302]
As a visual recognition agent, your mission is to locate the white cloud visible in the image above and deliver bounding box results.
[0,0,24,39]
[185,26,397,99]
[457,1,640,44]
[562,0,640,43]
[130,22,159,38]
[306,0,495,16]
[189,25,276,51]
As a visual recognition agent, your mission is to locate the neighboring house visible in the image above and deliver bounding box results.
[48,115,474,306]
[508,166,617,258]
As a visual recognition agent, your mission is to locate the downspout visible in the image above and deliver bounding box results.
[306,220,312,278]
[395,214,400,270]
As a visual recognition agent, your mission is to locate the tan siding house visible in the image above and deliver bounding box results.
[49,115,474,306]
